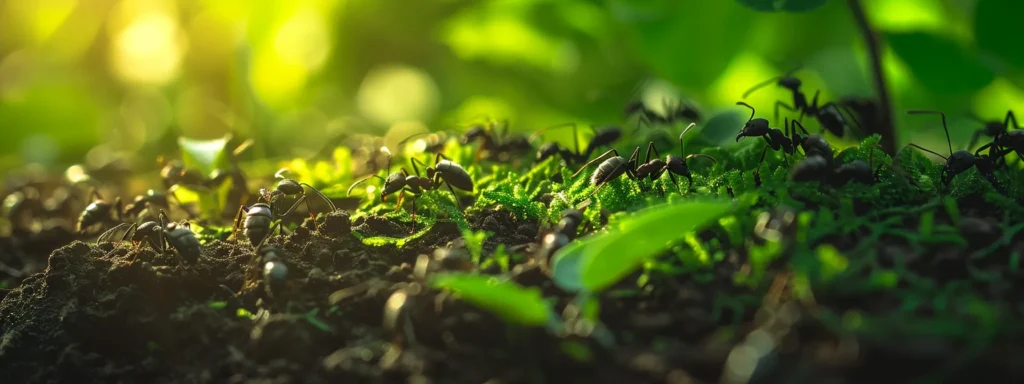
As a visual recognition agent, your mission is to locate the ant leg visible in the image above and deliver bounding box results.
[628,146,641,171]
[281,194,320,233]
[1005,110,1019,130]
[774,102,798,126]
[802,90,821,122]
[299,182,336,212]
[255,222,279,250]
[396,191,405,212]
[444,182,462,210]
[97,222,132,244]
[754,145,771,179]
[647,142,661,164]
[410,197,417,234]
[231,205,247,244]
[968,130,986,151]
[667,172,681,194]
[571,149,620,179]
[410,158,426,177]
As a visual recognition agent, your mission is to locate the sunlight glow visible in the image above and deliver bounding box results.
[972,78,1024,121]
[2,0,78,45]
[111,10,185,85]
[866,0,944,32]
[357,64,440,127]
[443,14,578,74]
[706,54,779,111]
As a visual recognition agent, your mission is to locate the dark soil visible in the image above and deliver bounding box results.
[3,207,1024,384]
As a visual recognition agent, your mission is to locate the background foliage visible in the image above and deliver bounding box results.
[2,0,1023,181]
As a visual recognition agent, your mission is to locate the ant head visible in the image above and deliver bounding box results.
[737,118,771,142]
[778,76,801,90]
[460,126,486,144]
[985,121,1007,136]
[381,172,405,196]
[665,154,689,176]
[276,178,303,196]
[537,142,561,161]
[624,100,646,115]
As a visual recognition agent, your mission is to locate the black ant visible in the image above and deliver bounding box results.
[459,118,533,163]
[787,119,834,161]
[903,109,1004,190]
[347,150,474,233]
[533,209,584,272]
[625,98,702,132]
[397,131,452,154]
[529,123,622,165]
[571,123,715,199]
[966,110,1018,153]
[98,210,200,265]
[973,113,1022,167]
[260,169,336,233]
[77,189,125,235]
[734,102,795,183]
[742,68,858,138]
[257,244,288,298]
[790,147,881,186]
[232,200,280,248]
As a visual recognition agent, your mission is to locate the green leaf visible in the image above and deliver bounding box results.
[975,0,1024,68]
[627,2,754,90]
[178,134,232,175]
[431,274,558,328]
[736,0,829,12]
[886,31,994,94]
[550,198,733,293]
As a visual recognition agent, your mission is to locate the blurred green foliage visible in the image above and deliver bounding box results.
[2,0,1024,181]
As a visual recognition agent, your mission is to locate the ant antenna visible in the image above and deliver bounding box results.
[233,139,255,157]
[397,132,439,148]
[274,168,290,179]
[627,77,653,102]
[907,109,953,156]
[529,122,580,154]
[741,66,803,99]
[904,143,948,161]
[679,123,697,157]
[735,101,756,122]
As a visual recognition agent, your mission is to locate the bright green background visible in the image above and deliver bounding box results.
[2,0,1023,176]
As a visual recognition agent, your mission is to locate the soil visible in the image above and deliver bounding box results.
[2,206,1024,384]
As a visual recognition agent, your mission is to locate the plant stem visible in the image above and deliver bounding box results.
[847,0,895,154]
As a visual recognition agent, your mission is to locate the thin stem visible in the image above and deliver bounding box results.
[848,0,895,154]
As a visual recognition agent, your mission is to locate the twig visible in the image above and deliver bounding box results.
[847,0,895,154]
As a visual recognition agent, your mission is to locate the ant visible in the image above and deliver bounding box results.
[532,209,584,272]
[459,118,533,163]
[77,189,125,235]
[966,110,1018,153]
[397,131,452,154]
[790,147,882,186]
[98,210,201,265]
[625,98,702,132]
[256,244,288,298]
[571,123,716,199]
[530,123,622,165]
[973,113,1023,167]
[734,102,795,182]
[742,68,858,138]
[903,109,1005,190]
[232,199,280,248]
[347,150,474,233]
[260,169,336,232]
